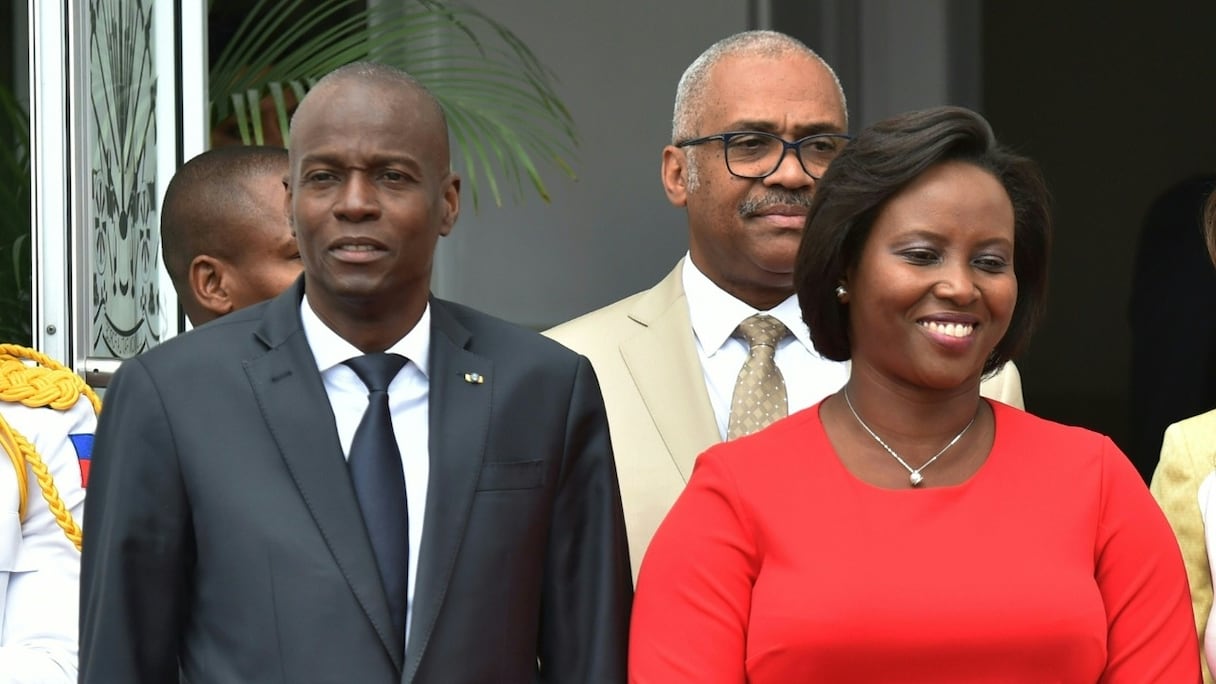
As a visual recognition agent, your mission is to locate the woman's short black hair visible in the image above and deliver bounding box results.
[795,105,1051,376]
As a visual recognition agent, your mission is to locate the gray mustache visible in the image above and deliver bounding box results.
[738,191,814,218]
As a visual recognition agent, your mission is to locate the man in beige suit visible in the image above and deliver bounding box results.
[546,30,1024,579]
[1151,413,1216,684]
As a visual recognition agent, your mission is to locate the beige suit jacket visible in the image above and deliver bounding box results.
[546,259,1026,579]
[1151,410,1216,684]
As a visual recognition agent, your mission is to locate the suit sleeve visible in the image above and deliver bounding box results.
[1151,421,1216,683]
[0,398,89,683]
[79,358,193,683]
[629,447,754,684]
[538,356,632,682]
[1098,437,1201,683]
[979,361,1025,409]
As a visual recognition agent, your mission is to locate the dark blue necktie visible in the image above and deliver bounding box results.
[345,352,409,653]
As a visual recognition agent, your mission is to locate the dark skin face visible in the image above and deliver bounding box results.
[661,52,848,310]
[286,78,460,352]
[224,171,302,307]
[186,170,301,325]
[823,161,1017,489]
[846,161,1016,395]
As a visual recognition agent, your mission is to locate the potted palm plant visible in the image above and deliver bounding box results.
[209,0,578,210]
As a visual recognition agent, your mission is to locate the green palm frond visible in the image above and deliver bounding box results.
[209,0,577,210]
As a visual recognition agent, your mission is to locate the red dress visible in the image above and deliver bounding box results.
[629,401,1199,683]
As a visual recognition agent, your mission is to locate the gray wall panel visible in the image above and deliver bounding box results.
[432,1,747,329]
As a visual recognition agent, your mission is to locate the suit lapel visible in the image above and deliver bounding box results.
[619,261,720,482]
[403,300,492,683]
[244,281,403,672]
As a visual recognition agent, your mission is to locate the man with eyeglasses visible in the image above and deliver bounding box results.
[547,30,1024,579]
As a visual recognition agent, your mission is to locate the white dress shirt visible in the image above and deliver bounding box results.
[300,297,430,645]
[683,254,850,440]
[0,396,89,683]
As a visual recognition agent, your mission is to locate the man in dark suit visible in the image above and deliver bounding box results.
[79,62,632,683]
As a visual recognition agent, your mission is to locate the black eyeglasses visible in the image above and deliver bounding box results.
[675,130,852,180]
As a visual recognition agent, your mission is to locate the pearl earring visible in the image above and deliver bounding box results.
[835,285,847,300]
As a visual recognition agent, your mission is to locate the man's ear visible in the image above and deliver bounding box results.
[660,145,689,207]
[188,255,235,318]
[283,176,296,236]
[438,172,460,237]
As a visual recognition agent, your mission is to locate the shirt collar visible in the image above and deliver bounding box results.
[300,295,432,378]
[681,253,815,356]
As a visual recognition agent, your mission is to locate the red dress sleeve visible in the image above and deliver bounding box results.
[1096,436,1202,682]
[629,445,755,684]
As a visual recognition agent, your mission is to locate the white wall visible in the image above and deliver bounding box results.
[433,0,747,329]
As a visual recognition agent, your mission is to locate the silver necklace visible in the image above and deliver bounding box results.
[841,388,976,487]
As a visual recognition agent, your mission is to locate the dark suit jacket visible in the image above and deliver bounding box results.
[79,280,632,683]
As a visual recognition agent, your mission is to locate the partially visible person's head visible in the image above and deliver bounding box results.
[161,146,299,325]
[1205,191,1216,265]
[796,106,1051,379]
[286,62,459,347]
[662,30,849,310]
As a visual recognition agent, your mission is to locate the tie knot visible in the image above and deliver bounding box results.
[737,314,788,349]
[345,353,407,393]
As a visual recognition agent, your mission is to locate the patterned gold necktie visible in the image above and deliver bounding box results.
[727,314,790,440]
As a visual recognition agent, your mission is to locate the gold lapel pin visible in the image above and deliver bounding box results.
[463,372,485,384]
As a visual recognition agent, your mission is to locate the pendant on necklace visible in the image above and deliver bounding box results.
[841,388,977,491]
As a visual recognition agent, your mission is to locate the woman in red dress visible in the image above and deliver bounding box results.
[629,106,1199,683]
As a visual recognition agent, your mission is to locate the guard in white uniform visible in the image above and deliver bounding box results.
[0,345,92,683]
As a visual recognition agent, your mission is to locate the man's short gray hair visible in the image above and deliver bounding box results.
[671,30,847,144]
